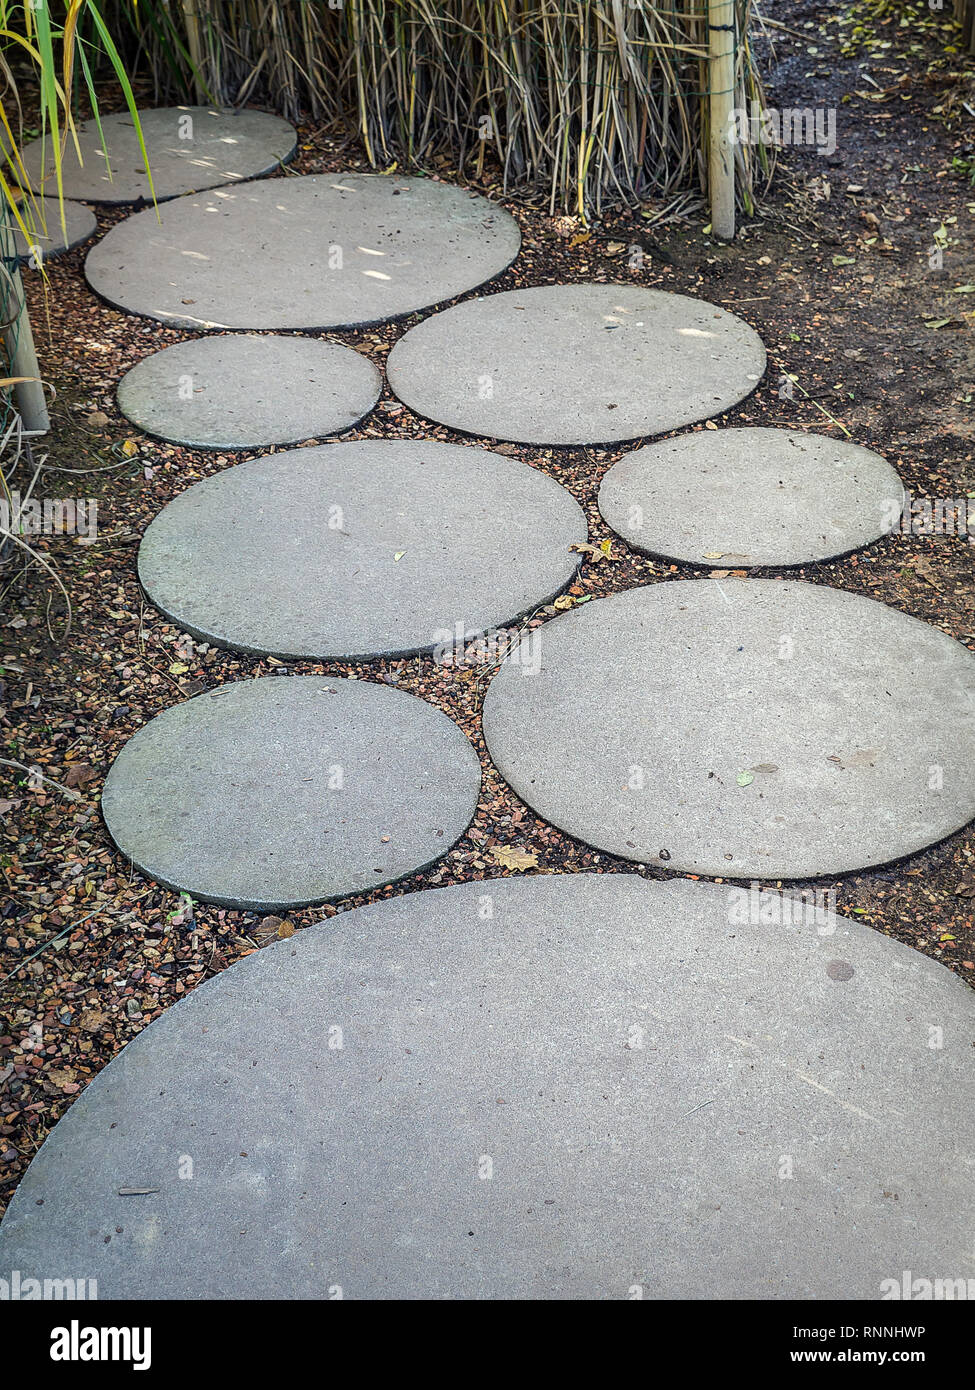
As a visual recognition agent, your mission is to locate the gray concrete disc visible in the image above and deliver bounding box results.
[386,284,766,444]
[100,676,480,909]
[117,335,382,448]
[85,173,522,330]
[482,580,975,879]
[3,196,97,264]
[2,874,973,1301]
[20,106,296,204]
[598,428,906,568]
[137,440,586,660]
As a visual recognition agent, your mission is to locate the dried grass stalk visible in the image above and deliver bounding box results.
[108,0,770,217]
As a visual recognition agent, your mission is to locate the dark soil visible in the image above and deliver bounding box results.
[2,0,974,1215]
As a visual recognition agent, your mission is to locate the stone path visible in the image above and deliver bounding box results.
[386,284,766,443]
[85,173,522,330]
[1,875,972,1300]
[7,128,972,1300]
[598,428,906,568]
[117,335,382,448]
[21,106,297,204]
[101,677,481,909]
[136,440,587,660]
[482,579,975,879]
[5,196,97,263]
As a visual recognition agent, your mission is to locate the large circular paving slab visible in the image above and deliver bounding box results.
[385,284,766,444]
[100,676,480,909]
[85,173,522,330]
[19,106,296,204]
[2,874,972,1300]
[3,196,97,263]
[137,440,587,660]
[482,580,975,878]
[117,334,382,448]
[598,428,906,568]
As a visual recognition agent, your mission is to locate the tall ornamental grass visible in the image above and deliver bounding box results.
[109,0,768,218]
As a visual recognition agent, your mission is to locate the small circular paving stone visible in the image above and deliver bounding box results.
[482,580,975,879]
[85,173,522,330]
[20,106,296,204]
[385,284,766,444]
[100,676,480,910]
[137,439,587,660]
[117,335,382,448]
[3,196,97,263]
[2,875,973,1300]
[598,428,906,568]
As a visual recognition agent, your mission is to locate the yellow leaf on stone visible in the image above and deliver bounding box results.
[121,439,139,456]
[169,662,189,675]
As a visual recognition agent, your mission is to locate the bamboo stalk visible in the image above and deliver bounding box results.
[708,0,736,239]
[180,0,206,102]
[0,261,48,434]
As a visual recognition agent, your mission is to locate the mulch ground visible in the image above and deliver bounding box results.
[2,0,974,1215]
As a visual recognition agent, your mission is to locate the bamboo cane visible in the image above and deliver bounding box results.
[2,262,48,434]
[181,0,207,102]
[708,0,736,239]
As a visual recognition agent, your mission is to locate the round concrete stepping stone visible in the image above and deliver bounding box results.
[101,676,479,909]
[20,106,296,204]
[482,580,975,878]
[85,173,521,330]
[117,335,382,448]
[3,196,97,263]
[137,440,586,660]
[385,284,766,444]
[2,874,972,1300]
[598,428,906,567]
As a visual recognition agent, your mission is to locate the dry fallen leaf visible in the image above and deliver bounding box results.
[909,556,940,587]
[570,540,618,563]
[46,1067,77,1089]
[827,748,880,769]
[490,846,539,872]
[64,762,98,789]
